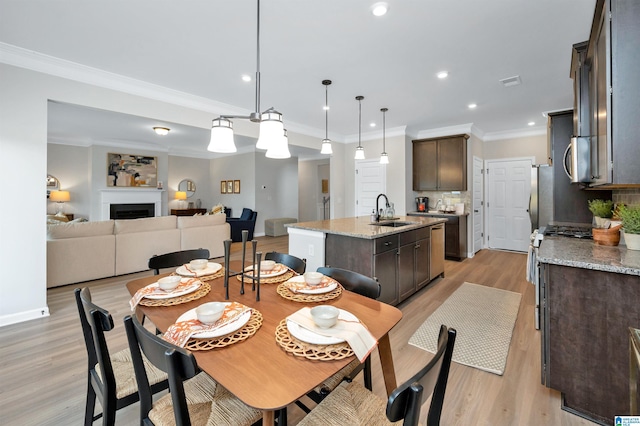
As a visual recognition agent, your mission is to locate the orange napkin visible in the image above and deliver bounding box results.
[180,263,220,277]
[163,302,252,347]
[287,307,377,362]
[129,278,200,311]
[283,275,335,293]
[244,263,287,277]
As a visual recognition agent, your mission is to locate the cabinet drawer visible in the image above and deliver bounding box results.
[375,235,398,254]
[414,227,430,241]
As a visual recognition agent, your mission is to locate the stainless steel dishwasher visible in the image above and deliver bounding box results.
[430,224,445,280]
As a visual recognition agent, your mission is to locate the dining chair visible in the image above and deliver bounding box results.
[148,248,210,275]
[297,325,457,426]
[264,251,306,274]
[75,288,168,426]
[123,314,263,426]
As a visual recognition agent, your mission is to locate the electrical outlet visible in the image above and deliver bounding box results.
[308,244,314,256]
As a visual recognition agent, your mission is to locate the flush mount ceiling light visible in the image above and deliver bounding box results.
[354,96,365,160]
[528,121,536,126]
[208,0,287,157]
[468,103,477,109]
[371,2,389,16]
[320,80,333,155]
[379,107,389,164]
[153,127,170,136]
[437,71,449,79]
[241,74,252,82]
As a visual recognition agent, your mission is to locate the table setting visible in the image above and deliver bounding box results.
[176,258,225,281]
[236,260,296,284]
[276,271,343,303]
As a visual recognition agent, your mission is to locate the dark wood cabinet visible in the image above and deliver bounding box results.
[540,262,640,424]
[585,0,640,185]
[408,213,466,260]
[398,227,430,303]
[412,135,468,191]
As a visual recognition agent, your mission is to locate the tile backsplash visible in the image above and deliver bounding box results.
[613,189,640,206]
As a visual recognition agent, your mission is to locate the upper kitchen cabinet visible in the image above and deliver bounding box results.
[586,0,640,185]
[413,134,468,191]
[570,41,590,139]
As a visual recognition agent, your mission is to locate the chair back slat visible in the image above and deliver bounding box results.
[265,252,307,274]
[385,325,456,425]
[148,248,210,275]
[316,267,381,300]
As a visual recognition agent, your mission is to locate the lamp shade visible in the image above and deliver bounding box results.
[50,190,70,202]
[379,153,389,164]
[257,108,284,150]
[175,191,187,201]
[266,129,291,159]
[354,146,365,160]
[320,139,333,155]
[208,118,236,153]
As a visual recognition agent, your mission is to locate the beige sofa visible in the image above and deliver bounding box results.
[47,214,230,288]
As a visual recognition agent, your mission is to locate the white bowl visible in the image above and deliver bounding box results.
[310,305,339,329]
[157,275,181,291]
[189,259,208,270]
[303,272,323,286]
[196,302,226,324]
[260,260,276,271]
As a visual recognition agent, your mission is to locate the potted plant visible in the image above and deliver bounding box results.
[588,199,613,228]
[618,204,640,250]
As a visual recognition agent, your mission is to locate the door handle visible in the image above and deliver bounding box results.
[563,144,573,180]
[474,209,479,213]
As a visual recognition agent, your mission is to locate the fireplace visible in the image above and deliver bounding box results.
[110,203,155,219]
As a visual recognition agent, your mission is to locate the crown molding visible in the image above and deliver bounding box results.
[343,126,407,144]
[483,126,546,141]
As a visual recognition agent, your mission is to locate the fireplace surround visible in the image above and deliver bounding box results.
[100,189,163,220]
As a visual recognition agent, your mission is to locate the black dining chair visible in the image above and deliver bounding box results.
[264,251,306,274]
[123,314,263,426]
[148,248,210,275]
[75,288,168,426]
[297,325,457,426]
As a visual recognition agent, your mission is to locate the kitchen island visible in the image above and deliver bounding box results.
[286,216,447,305]
[538,237,640,424]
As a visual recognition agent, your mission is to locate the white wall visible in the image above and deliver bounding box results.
[298,159,330,222]
[47,144,91,217]
[255,155,298,235]
[210,152,256,219]
[484,134,547,164]
[168,155,214,211]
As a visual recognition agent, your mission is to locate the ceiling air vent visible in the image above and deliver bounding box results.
[499,75,521,87]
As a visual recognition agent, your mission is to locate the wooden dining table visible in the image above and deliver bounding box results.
[126,261,403,424]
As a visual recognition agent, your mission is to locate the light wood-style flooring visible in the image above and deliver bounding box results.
[0,237,593,425]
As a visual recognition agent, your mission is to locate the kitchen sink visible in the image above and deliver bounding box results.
[371,221,413,227]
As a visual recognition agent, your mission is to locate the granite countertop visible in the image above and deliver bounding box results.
[408,211,469,217]
[286,215,447,240]
[538,236,640,276]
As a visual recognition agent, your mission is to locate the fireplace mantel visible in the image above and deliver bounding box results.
[100,189,164,220]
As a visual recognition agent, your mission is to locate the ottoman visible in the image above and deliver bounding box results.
[265,217,297,237]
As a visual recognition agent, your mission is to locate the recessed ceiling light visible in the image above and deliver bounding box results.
[371,2,388,16]
[528,121,535,126]
[468,103,477,109]
[153,127,170,136]
[437,71,448,79]
[241,74,251,82]
[370,122,376,128]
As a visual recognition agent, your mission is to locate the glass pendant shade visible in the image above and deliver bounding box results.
[256,108,284,150]
[266,129,291,159]
[208,118,236,153]
[379,152,389,164]
[354,146,365,160]
[320,139,333,154]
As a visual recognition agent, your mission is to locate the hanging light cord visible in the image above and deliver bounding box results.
[325,85,329,139]
[358,97,362,147]
[253,0,261,121]
[382,108,387,152]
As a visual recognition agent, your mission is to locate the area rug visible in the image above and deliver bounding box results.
[409,282,521,375]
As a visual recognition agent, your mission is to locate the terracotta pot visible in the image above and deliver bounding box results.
[592,225,621,246]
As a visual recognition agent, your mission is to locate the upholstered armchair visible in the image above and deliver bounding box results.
[226,208,257,242]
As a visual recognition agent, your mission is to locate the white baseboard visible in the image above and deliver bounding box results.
[0,306,50,327]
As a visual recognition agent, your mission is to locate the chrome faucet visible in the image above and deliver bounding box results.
[375,193,390,222]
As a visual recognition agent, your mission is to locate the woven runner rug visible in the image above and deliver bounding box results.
[409,282,521,375]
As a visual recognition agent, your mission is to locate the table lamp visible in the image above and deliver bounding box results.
[50,190,70,216]
[175,191,187,209]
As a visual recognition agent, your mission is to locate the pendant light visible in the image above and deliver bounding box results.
[379,108,389,164]
[320,80,333,155]
[266,129,291,159]
[354,96,365,160]
[208,0,286,156]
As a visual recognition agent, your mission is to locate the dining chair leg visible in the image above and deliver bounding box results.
[277,408,287,425]
[363,357,372,391]
[83,376,96,426]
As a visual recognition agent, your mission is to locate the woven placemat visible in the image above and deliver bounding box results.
[276,282,343,303]
[139,282,211,307]
[179,267,226,282]
[236,269,296,284]
[275,319,353,360]
[184,309,263,351]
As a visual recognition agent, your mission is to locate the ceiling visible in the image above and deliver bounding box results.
[1,0,597,158]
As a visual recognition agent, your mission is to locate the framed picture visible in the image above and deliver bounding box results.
[321,179,329,194]
[107,153,157,187]
[227,180,234,194]
[233,180,241,194]
[220,180,227,194]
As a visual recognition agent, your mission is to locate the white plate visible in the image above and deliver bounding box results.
[287,309,358,345]
[144,279,201,300]
[284,276,338,294]
[176,262,222,277]
[175,303,251,339]
[243,263,288,278]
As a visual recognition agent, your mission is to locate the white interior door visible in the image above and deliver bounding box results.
[355,159,386,217]
[473,156,484,254]
[486,158,532,252]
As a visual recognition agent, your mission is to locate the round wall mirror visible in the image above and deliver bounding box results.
[178,179,196,198]
[47,174,60,198]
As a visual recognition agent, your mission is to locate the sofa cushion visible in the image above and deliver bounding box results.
[47,220,115,239]
[177,213,226,229]
[115,216,177,234]
[239,208,253,220]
